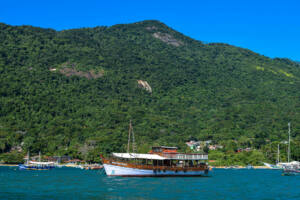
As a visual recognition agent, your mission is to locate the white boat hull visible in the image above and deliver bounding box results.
[103,164,208,177]
[263,162,283,169]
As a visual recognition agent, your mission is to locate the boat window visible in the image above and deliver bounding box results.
[152,147,162,153]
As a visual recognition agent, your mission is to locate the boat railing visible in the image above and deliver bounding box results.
[162,153,208,160]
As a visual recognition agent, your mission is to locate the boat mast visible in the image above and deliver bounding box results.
[127,120,136,153]
[26,151,30,165]
[288,122,291,163]
[276,143,280,164]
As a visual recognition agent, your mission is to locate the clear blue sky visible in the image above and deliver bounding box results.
[1,0,299,60]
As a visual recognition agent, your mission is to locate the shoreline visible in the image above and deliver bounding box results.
[0,164,19,166]
[0,164,270,169]
[212,166,270,169]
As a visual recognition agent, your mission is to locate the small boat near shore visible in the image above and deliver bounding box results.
[282,168,300,176]
[281,123,300,176]
[246,165,254,169]
[19,152,55,170]
[263,162,283,170]
[19,161,55,170]
[282,161,300,176]
[265,123,299,174]
[84,164,103,170]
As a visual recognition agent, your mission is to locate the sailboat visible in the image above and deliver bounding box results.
[263,144,284,169]
[282,123,300,175]
[19,151,55,170]
[264,123,300,172]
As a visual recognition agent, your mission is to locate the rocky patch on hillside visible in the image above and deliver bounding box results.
[137,80,152,93]
[153,32,183,47]
[59,68,104,79]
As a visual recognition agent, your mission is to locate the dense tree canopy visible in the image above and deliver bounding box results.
[0,20,299,163]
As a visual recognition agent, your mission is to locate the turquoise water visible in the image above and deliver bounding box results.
[0,167,299,199]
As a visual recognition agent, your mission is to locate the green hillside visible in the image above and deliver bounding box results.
[0,20,299,163]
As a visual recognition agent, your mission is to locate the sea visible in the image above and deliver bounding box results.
[0,166,299,200]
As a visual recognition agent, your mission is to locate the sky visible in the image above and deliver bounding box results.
[0,0,299,61]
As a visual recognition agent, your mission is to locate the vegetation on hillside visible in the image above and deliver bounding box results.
[0,20,299,164]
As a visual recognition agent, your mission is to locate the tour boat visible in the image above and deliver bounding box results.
[100,121,209,177]
[101,146,209,177]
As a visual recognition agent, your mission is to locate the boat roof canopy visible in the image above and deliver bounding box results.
[112,153,166,160]
[29,161,55,165]
[112,153,208,160]
[152,146,178,149]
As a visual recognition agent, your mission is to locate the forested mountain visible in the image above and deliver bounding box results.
[0,20,299,162]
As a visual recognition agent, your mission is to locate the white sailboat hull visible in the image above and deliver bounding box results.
[263,162,283,169]
[103,164,208,177]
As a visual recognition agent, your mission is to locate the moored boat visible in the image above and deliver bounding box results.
[263,162,283,170]
[281,123,300,175]
[246,164,254,169]
[18,151,55,170]
[19,161,55,170]
[282,161,300,176]
[101,146,209,177]
[84,164,103,170]
[101,121,210,177]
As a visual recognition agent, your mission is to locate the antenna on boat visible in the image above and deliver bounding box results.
[288,122,291,163]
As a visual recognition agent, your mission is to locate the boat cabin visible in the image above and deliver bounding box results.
[150,146,178,154]
[102,146,208,169]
